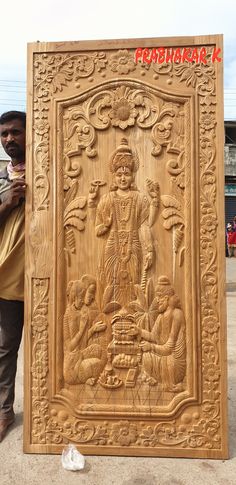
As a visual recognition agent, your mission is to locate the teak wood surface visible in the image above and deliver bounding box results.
[24,35,228,458]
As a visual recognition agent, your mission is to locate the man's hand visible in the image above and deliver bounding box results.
[2,179,26,209]
[92,321,106,333]
[139,340,152,352]
[89,320,107,339]
[127,324,140,337]
[104,213,113,228]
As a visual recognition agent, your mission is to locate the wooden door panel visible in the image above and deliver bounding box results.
[24,35,228,458]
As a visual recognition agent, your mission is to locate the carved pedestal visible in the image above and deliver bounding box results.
[24,35,228,458]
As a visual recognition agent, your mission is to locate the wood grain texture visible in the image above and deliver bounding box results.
[24,35,228,458]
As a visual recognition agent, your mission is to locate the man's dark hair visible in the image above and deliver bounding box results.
[0,111,26,129]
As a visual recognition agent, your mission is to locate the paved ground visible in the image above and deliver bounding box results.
[0,258,236,485]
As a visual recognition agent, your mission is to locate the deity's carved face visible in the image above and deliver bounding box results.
[115,166,133,191]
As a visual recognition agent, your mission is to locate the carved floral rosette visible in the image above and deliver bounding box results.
[28,41,225,456]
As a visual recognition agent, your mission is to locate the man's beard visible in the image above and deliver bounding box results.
[5,144,24,159]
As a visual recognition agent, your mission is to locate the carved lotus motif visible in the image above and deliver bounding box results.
[204,364,220,382]
[32,314,48,332]
[111,421,138,446]
[201,214,217,236]
[109,98,138,129]
[31,361,48,379]
[203,316,219,334]
[200,113,216,131]
[109,49,136,74]
[34,120,49,136]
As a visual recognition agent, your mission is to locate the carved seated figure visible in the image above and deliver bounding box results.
[136,276,186,391]
[63,276,106,385]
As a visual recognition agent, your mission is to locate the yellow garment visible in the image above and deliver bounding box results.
[0,203,25,301]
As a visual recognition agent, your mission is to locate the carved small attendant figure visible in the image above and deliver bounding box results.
[133,276,186,390]
[63,277,104,385]
[95,138,154,307]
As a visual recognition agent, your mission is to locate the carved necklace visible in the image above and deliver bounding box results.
[112,192,138,262]
[114,195,133,223]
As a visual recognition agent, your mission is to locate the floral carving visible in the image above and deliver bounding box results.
[28,42,226,456]
[46,410,221,450]
[75,52,107,78]
[109,91,138,129]
[202,315,219,334]
[87,84,159,131]
[204,364,221,382]
[61,84,184,162]
[201,213,218,237]
[166,149,185,190]
[34,52,107,97]
[63,109,97,161]
[109,49,136,74]
[173,56,216,95]
[47,412,109,445]
[151,103,181,156]
[33,138,50,211]
[33,120,50,136]
[200,96,216,114]
[199,113,216,132]
[196,54,222,449]
[111,421,138,446]
[31,278,50,444]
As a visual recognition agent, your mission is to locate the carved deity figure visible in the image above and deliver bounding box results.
[63,276,105,385]
[95,138,154,307]
[136,276,186,390]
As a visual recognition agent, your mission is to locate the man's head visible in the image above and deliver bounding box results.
[155,276,175,313]
[0,111,26,165]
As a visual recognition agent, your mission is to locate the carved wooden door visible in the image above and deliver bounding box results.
[24,35,228,458]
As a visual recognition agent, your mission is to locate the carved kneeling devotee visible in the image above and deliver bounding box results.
[63,277,106,385]
[135,276,186,390]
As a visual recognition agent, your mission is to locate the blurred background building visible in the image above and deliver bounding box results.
[225,120,236,224]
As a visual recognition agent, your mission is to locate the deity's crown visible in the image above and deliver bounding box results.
[109,138,139,173]
[155,276,175,296]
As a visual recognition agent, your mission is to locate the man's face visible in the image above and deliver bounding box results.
[0,118,26,164]
[84,283,96,305]
[156,294,169,313]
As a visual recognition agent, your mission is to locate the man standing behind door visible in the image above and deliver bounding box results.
[0,111,26,442]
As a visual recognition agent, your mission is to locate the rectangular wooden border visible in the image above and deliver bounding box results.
[24,34,228,458]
